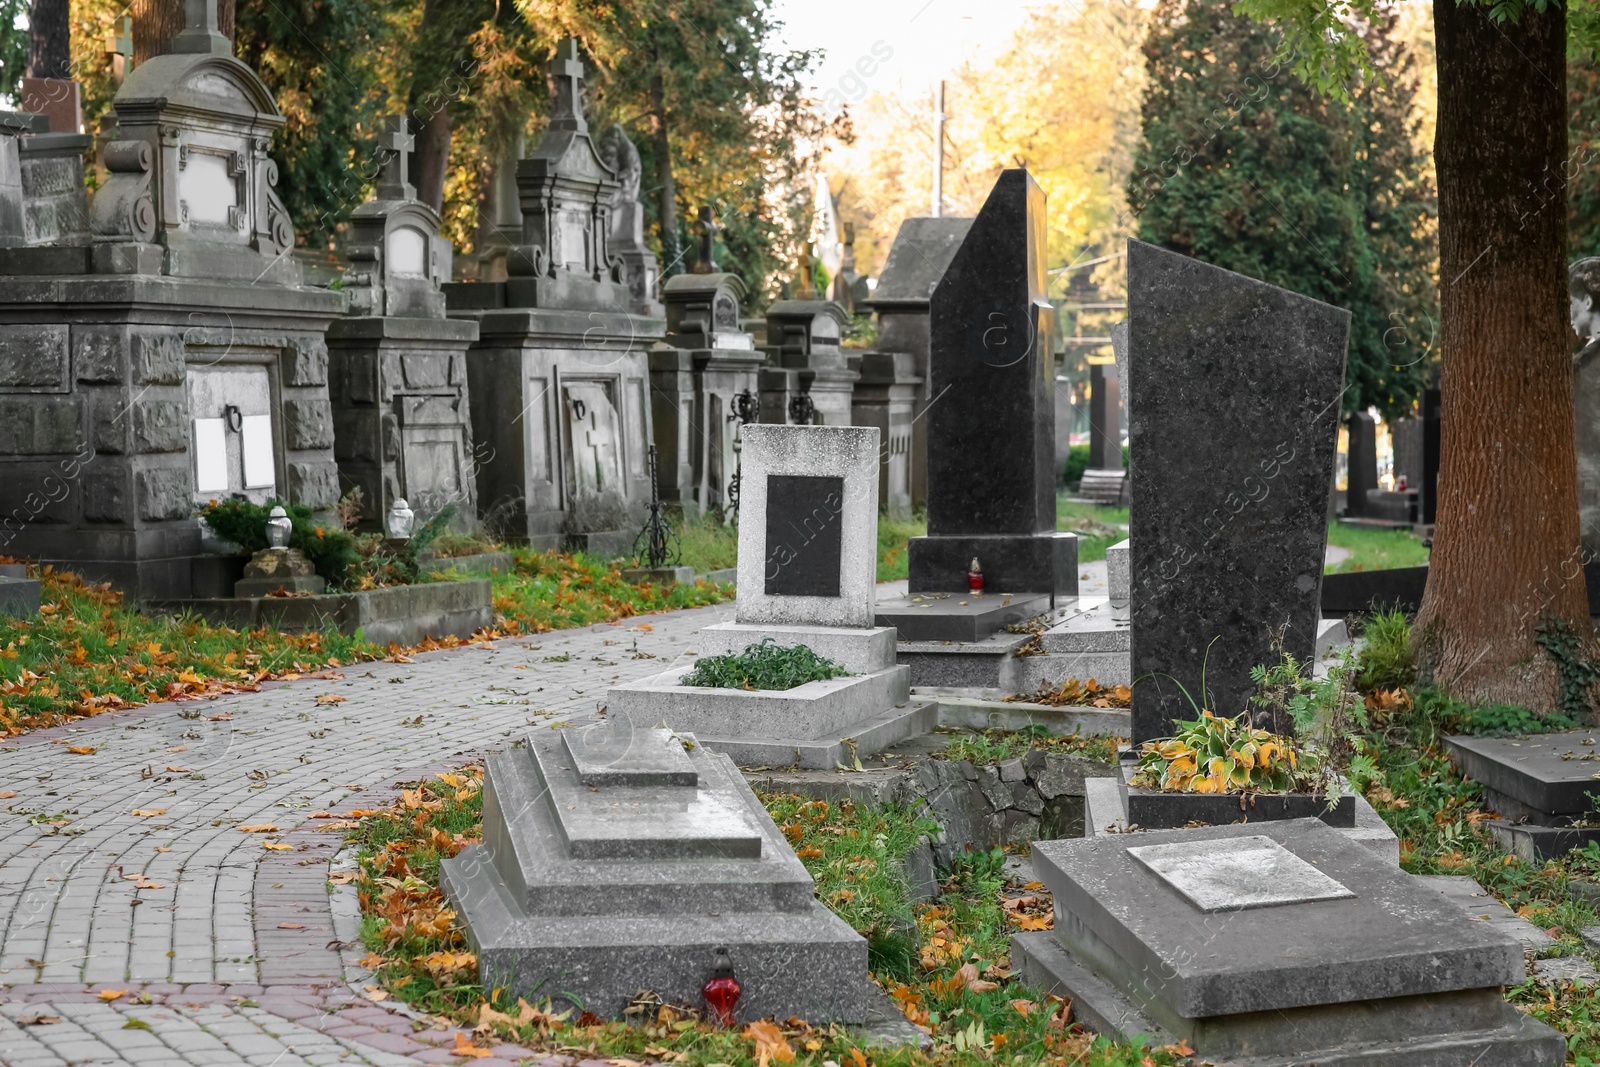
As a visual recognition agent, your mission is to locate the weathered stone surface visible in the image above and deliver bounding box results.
[132,400,186,454]
[0,324,67,389]
[0,574,40,617]
[999,757,1026,783]
[243,547,318,579]
[284,398,334,451]
[1444,730,1600,817]
[90,395,129,455]
[72,327,124,384]
[288,461,340,509]
[285,337,329,386]
[136,466,190,521]
[1010,780,1045,815]
[1127,240,1348,744]
[81,465,130,522]
[1128,835,1355,912]
[0,396,82,453]
[132,332,185,386]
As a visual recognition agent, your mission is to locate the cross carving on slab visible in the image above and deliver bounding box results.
[692,205,719,275]
[375,115,415,201]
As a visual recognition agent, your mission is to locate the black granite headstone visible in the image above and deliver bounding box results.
[1127,240,1348,744]
[909,168,1076,598]
[765,474,844,597]
[1088,362,1121,470]
[1344,412,1377,517]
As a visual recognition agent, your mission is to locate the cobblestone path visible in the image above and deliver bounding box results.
[0,600,733,1067]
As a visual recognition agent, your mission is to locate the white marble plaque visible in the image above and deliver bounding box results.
[1128,835,1355,912]
[193,418,228,493]
[386,226,428,276]
[241,415,275,489]
[179,151,237,226]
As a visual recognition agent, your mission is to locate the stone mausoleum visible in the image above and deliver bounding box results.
[444,39,662,552]
[326,116,478,529]
[0,3,343,599]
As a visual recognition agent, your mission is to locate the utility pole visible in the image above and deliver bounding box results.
[931,80,945,218]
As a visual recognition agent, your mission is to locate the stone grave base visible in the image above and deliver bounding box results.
[146,578,491,647]
[442,728,870,1023]
[1444,729,1600,858]
[621,565,696,586]
[563,528,638,559]
[610,622,939,768]
[422,550,515,576]
[1015,820,1562,1066]
[909,531,1079,604]
[0,574,41,617]
[610,660,935,768]
[234,575,326,598]
[875,592,1051,642]
[1118,758,1356,828]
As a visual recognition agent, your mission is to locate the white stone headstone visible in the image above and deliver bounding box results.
[1128,835,1355,912]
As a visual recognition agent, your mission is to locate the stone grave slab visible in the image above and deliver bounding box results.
[610,425,935,767]
[0,574,40,617]
[1444,729,1600,859]
[1127,835,1355,911]
[1127,239,1348,745]
[442,725,868,1022]
[1014,819,1562,1065]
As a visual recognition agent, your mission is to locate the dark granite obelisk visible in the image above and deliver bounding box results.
[1127,240,1348,744]
[1344,412,1377,518]
[909,168,1076,598]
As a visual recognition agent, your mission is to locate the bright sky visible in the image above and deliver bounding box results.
[771,0,1039,99]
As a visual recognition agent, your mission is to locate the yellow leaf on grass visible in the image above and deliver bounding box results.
[131,809,166,817]
[66,746,95,755]
[97,989,126,1001]
[262,841,293,851]
[237,824,280,833]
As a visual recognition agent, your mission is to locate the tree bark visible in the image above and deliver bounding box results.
[650,70,682,275]
[1415,0,1585,708]
[26,0,70,80]
[132,0,235,66]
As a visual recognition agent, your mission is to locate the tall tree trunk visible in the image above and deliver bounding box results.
[26,0,69,79]
[404,0,455,215]
[650,71,681,275]
[1415,0,1584,708]
[132,0,235,65]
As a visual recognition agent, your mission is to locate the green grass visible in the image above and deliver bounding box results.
[1355,607,1415,690]
[491,548,730,635]
[1055,498,1128,564]
[877,511,927,581]
[674,511,740,573]
[680,638,847,691]
[1325,522,1431,573]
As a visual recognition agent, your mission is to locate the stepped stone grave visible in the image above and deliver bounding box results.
[327,115,479,529]
[609,425,935,767]
[910,168,1076,601]
[0,2,344,600]
[1078,362,1126,506]
[1014,819,1563,1065]
[1445,730,1600,860]
[442,725,868,1021]
[1127,240,1347,745]
[444,39,659,552]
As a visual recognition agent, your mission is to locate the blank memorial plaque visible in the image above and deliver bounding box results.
[765,474,844,597]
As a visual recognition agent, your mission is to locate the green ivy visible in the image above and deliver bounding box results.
[1534,615,1600,722]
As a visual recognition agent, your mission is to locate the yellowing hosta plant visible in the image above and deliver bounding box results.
[1132,709,1323,794]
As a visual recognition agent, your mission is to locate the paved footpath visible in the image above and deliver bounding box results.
[0,598,736,1067]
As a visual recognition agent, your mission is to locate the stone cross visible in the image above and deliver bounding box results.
[105,16,134,85]
[692,205,719,274]
[547,38,587,134]
[172,0,233,56]
[796,243,817,299]
[375,115,415,201]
